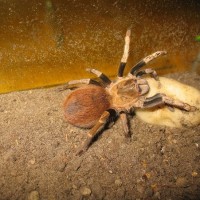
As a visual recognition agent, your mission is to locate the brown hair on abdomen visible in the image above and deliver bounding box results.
[64,85,111,128]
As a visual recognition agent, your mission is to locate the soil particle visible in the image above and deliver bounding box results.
[79,186,92,196]
[114,178,123,187]
[29,158,36,165]
[175,177,189,188]
[27,191,39,200]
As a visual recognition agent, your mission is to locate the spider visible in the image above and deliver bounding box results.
[62,29,196,156]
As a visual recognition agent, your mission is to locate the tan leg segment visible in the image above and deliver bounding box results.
[118,29,131,77]
[86,68,111,85]
[120,112,130,137]
[143,93,197,112]
[163,95,197,112]
[136,68,159,81]
[76,111,110,156]
[57,79,100,91]
[129,51,167,75]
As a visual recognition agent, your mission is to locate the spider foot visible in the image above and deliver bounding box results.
[56,85,68,92]
[75,137,92,156]
[124,135,132,143]
[163,96,197,112]
[124,130,132,138]
[184,104,197,112]
[76,147,87,156]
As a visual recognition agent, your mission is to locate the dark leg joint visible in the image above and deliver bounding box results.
[143,93,164,108]
[129,60,146,75]
[118,62,126,77]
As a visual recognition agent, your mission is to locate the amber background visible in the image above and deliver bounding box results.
[0,0,200,93]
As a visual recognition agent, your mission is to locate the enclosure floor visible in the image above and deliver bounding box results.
[0,72,200,200]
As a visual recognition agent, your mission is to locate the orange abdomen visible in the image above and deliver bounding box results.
[64,85,111,128]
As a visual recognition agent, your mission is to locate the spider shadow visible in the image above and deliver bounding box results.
[91,109,136,147]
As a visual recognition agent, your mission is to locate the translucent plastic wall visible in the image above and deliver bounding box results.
[0,0,199,93]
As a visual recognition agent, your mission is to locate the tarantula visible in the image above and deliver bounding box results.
[63,29,196,156]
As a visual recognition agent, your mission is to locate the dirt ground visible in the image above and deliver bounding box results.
[0,72,200,200]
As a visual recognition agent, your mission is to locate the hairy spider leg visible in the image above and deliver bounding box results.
[86,68,112,85]
[76,110,110,156]
[58,79,101,91]
[143,93,197,112]
[118,29,131,77]
[136,68,159,81]
[128,51,167,75]
[119,112,131,137]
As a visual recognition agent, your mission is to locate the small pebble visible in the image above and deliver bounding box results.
[161,146,165,154]
[27,191,39,200]
[15,140,19,145]
[79,186,92,196]
[142,173,151,181]
[176,177,188,187]
[72,184,78,189]
[172,139,177,144]
[29,158,36,165]
[192,171,198,177]
[115,179,122,187]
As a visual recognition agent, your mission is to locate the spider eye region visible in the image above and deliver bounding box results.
[117,79,138,96]
[109,78,140,109]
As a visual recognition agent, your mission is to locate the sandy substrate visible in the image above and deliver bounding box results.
[0,72,200,200]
